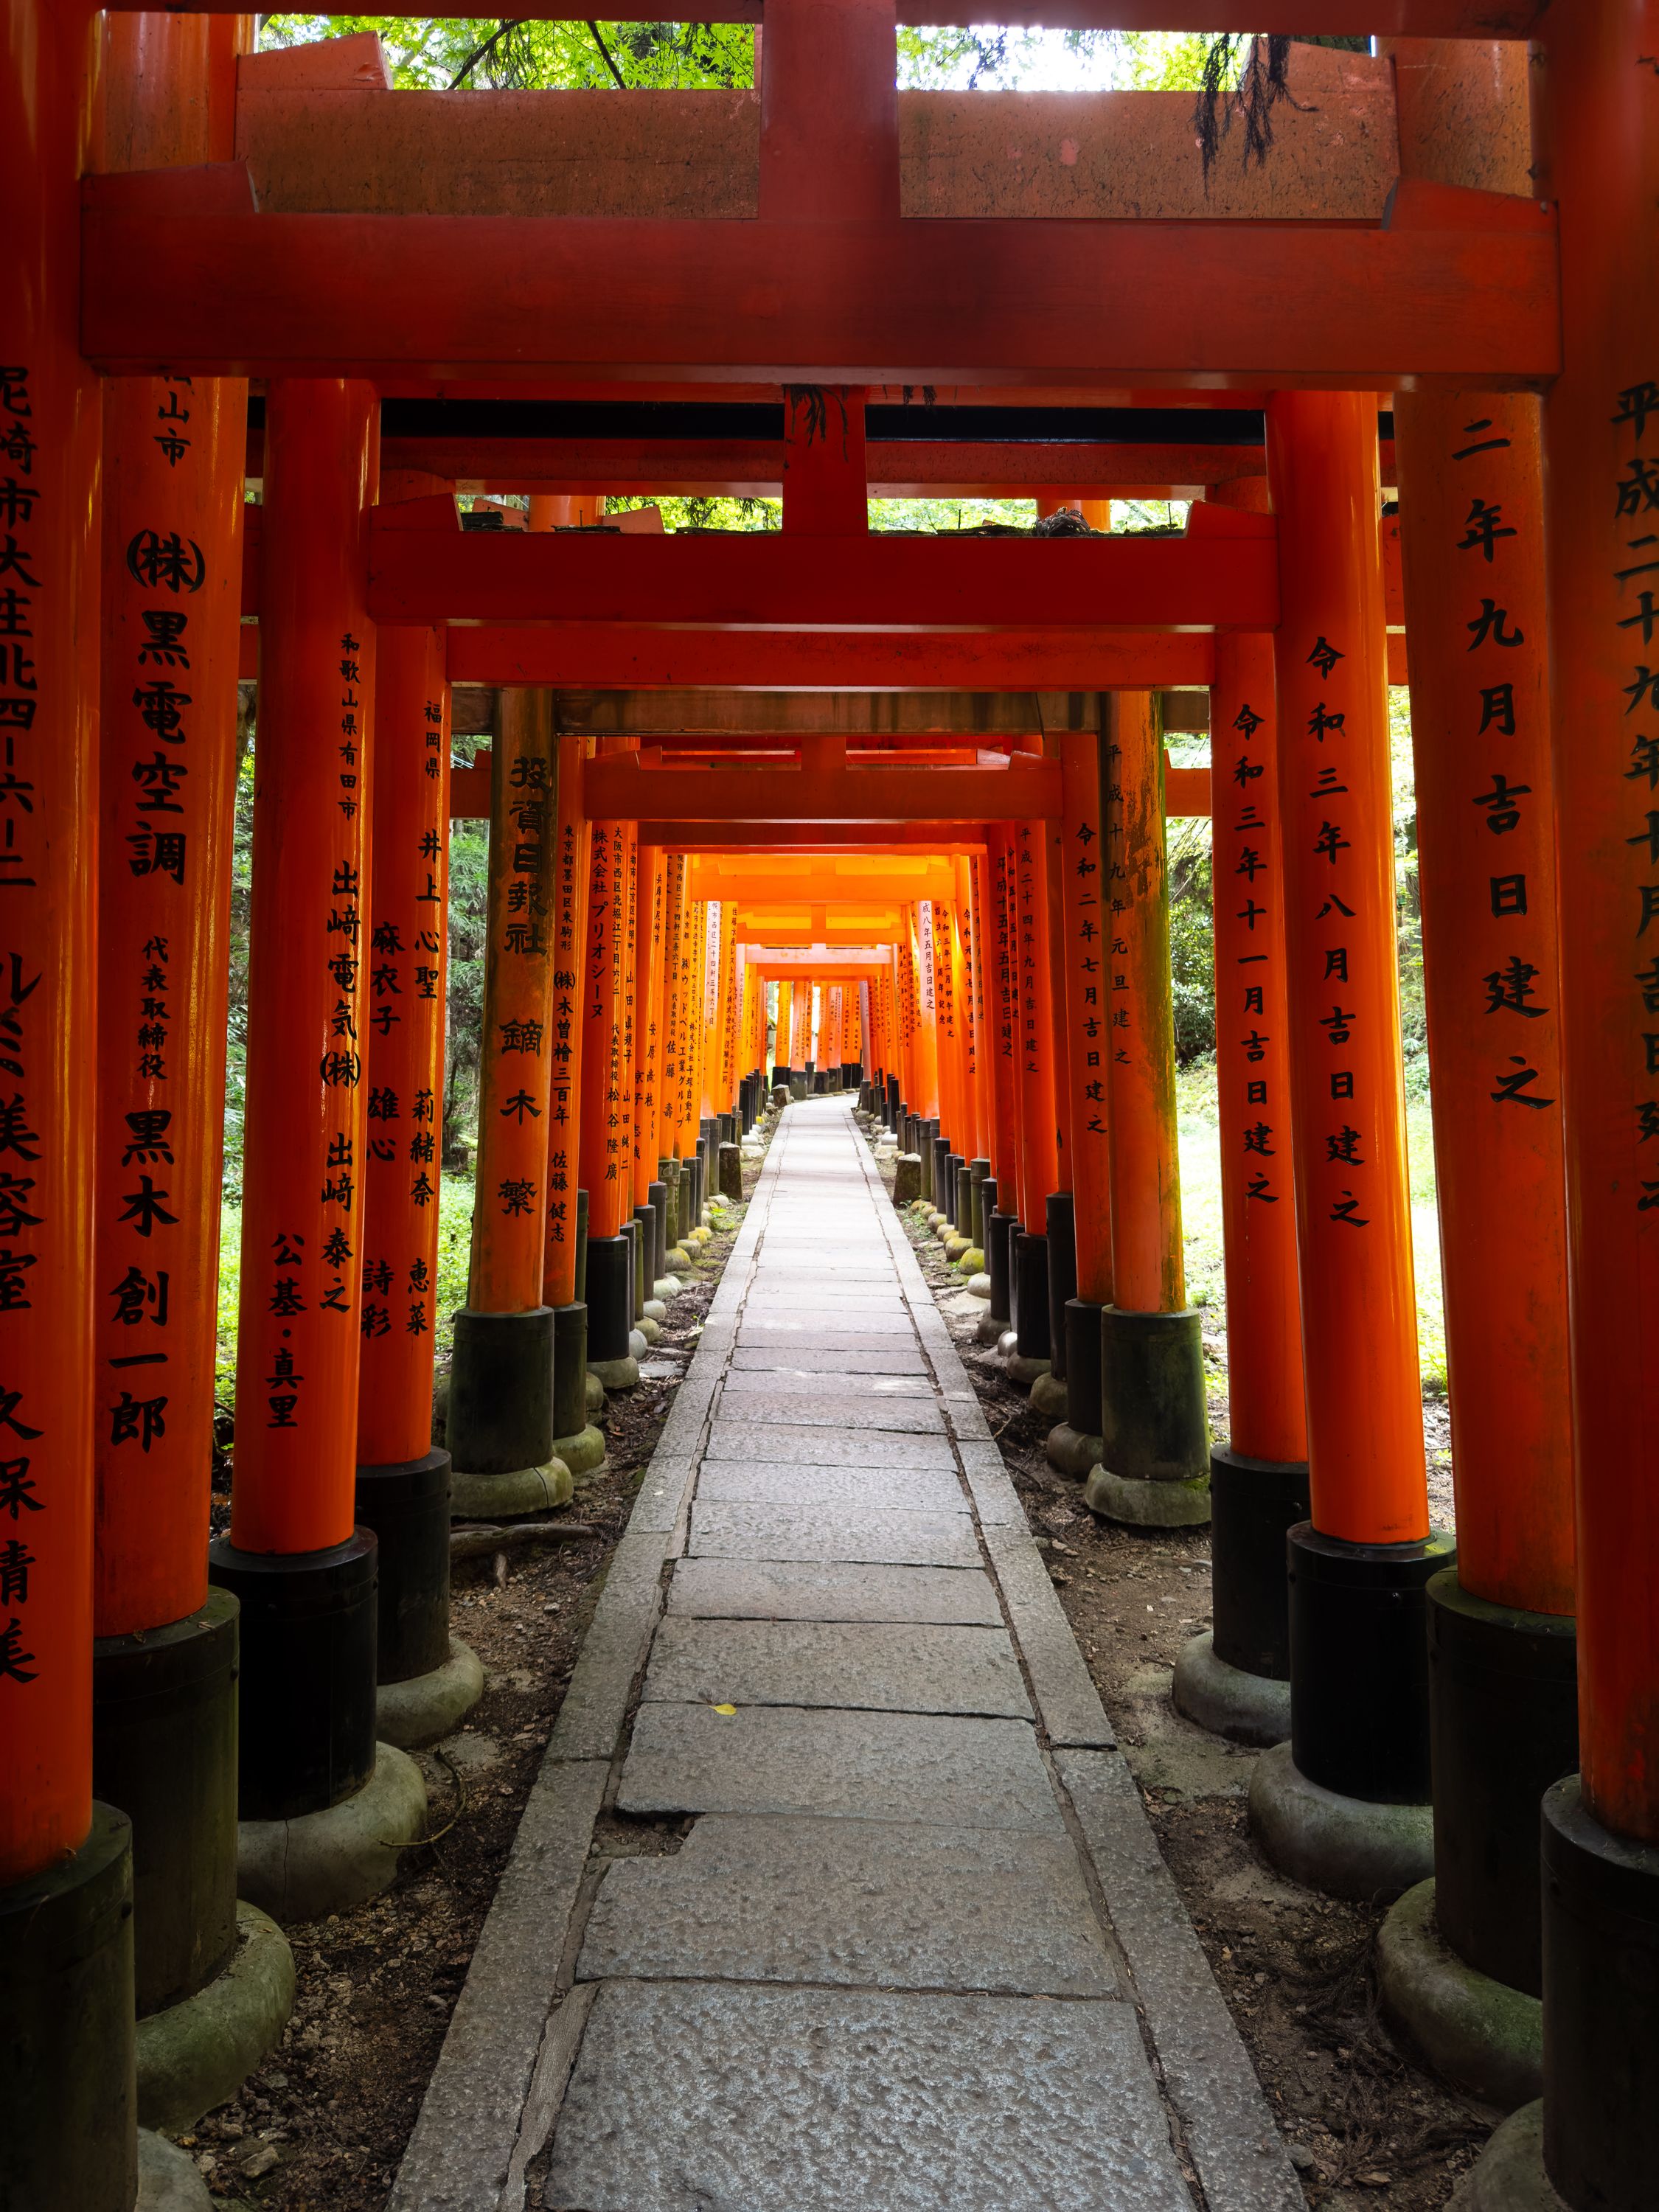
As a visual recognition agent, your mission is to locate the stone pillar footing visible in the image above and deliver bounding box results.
[375,1637,485,1750]
[450,1458,573,1520]
[1248,1739,1434,1902]
[1376,1879,1542,2112]
[1045,1422,1104,1481]
[236,1743,428,1926]
[135,1899,296,2133]
[139,2129,215,2211]
[975,1307,1009,1346]
[1029,1368,1069,1421]
[554,1423,608,1478]
[1006,1353,1051,1390]
[1085,1464,1211,1526]
[1172,1630,1290,1748]
[1446,2105,1564,2212]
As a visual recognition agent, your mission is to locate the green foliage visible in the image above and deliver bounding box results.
[1166,819,1215,1065]
[258,15,755,90]
[605,493,778,532]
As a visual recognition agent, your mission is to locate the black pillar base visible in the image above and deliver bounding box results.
[1015,1231,1051,1359]
[1430,1573,1577,1997]
[207,1531,378,1821]
[932,1135,951,1209]
[658,1157,680,1248]
[1064,1296,1105,1436]
[93,1593,239,2016]
[955,1161,974,1237]
[647,1180,669,1281]
[967,1160,991,1249]
[574,1187,590,1301]
[987,1208,1015,1327]
[552,1301,590,1437]
[1542,1778,1659,2211]
[630,1211,650,1318]
[1,1806,136,2212]
[1288,1521,1455,1804]
[1099,1305,1208,1484]
[354,1447,453,1686]
[586,1235,634,1363]
[448,1305,556,1473]
[1210,1446,1311,1681]
[1046,1193,1077,1382]
[945,1154,965,1228]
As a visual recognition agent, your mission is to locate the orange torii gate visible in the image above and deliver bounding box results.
[7,6,1659,2210]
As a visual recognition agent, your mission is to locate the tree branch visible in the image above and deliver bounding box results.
[587,19,629,89]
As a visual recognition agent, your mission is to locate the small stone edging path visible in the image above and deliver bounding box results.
[391,1096,1302,2212]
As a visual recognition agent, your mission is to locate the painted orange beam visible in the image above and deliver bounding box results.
[81,187,1559,390]
[106,3,1544,29]
[367,510,1279,630]
[361,436,1262,497]
[248,618,1403,692]
[582,756,1062,822]
[458,626,1219,692]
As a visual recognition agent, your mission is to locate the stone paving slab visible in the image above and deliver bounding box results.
[545,1980,1192,2212]
[720,1366,935,1397]
[577,1815,1117,1996]
[688,1499,980,1568]
[729,1343,930,1374]
[739,1311,916,1338]
[713,1391,947,1433]
[703,1422,957,1468]
[694,1461,968,1514]
[618,1703,1065,1832]
[666,1557,1004,1626]
[642,1617,1032,1718]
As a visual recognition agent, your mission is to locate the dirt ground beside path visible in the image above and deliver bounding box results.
[901,1207,1496,2212]
[179,1186,752,2210]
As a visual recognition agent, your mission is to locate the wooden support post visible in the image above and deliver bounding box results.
[354,585,462,1695]
[448,681,562,1497]
[0,13,137,2204]
[1513,12,1659,2201]
[210,379,406,1840]
[1374,35,1583,2028]
[1178,477,1311,1738]
[1010,817,1060,1379]
[1050,732,1113,1472]
[88,5,251,2042]
[979,830,1021,1341]
[660,854,692,1260]
[1085,694,1208,1525]
[633,842,666,1311]
[1256,391,1448,1849]
[580,782,636,1384]
[1041,776,1079,1419]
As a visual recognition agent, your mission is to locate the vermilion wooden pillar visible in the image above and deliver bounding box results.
[0,12,137,2204]
[1379,39,1582,2034]
[1037,782,1079,1427]
[1048,732,1113,1476]
[353,572,470,1699]
[1175,476,1312,1744]
[210,381,424,1859]
[579,782,636,1385]
[88,7,254,2048]
[773,975,793,1088]
[1253,392,1450,1865]
[659,855,693,1262]
[447,678,566,1504]
[1516,11,1659,2202]
[633,844,667,1320]
[978,827,1022,1344]
[1085,694,1209,1526]
[1009,817,1060,1382]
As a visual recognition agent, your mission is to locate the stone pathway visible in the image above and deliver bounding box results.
[393,1099,1302,2212]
